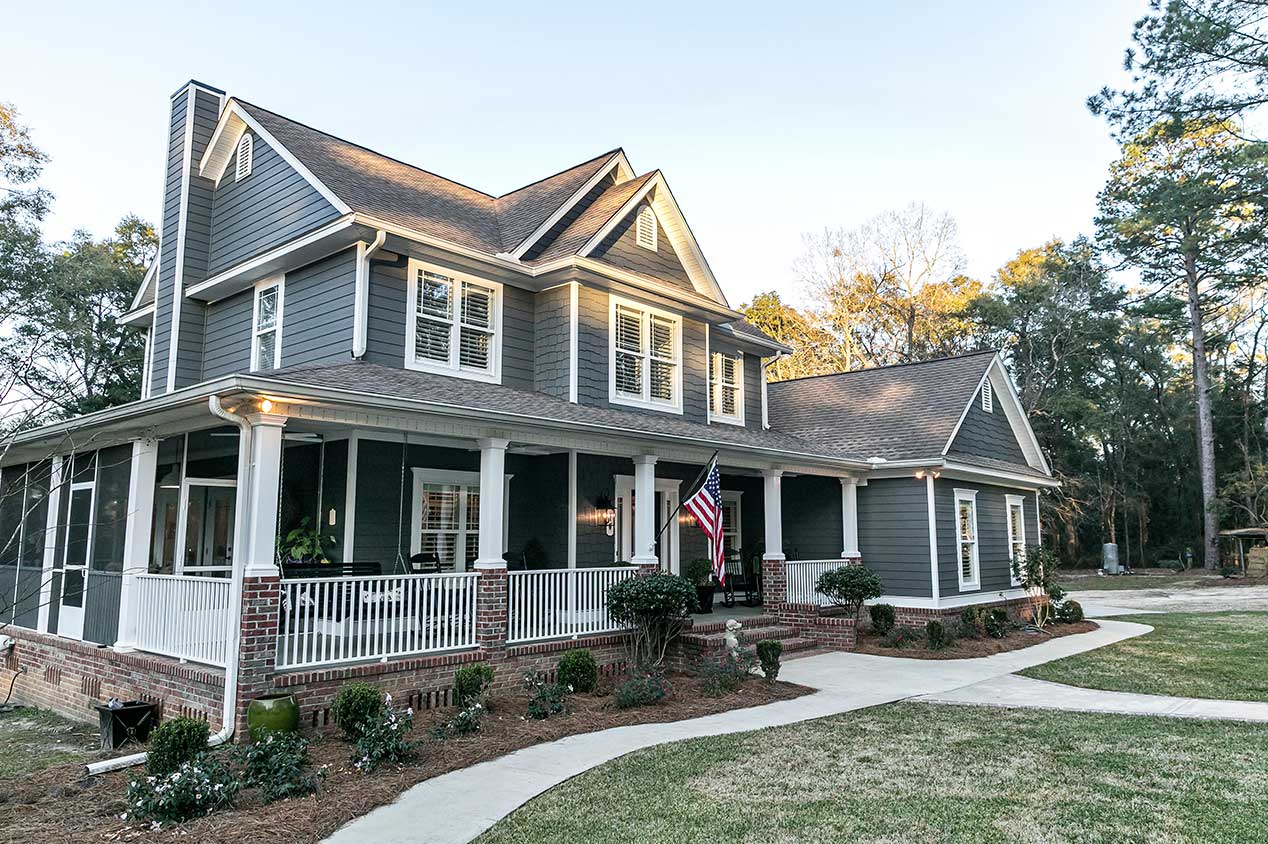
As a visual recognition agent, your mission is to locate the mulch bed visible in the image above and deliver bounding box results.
[852,621,1100,660]
[0,673,811,844]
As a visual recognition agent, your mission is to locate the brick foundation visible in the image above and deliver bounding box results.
[2,627,225,727]
[235,575,282,724]
[888,595,1040,630]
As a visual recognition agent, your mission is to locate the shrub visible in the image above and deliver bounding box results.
[557,649,598,694]
[606,574,696,668]
[1057,599,1084,624]
[453,663,495,708]
[984,609,1009,639]
[332,682,385,741]
[699,651,755,697]
[881,627,920,649]
[925,620,949,650]
[146,717,210,777]
[233,731,322,803]
[959,606,986,639]
[523,672,569,720]
[127,755,238,826]
[683,557,713,586]
[755,639,782,682]
[815,565,883,618]
[353,695,416,773]
[869,603,896,635]
[1014,545,1061,630]
[432,701,485,739]
[615,667,668,709]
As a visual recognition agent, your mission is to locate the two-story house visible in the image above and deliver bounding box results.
[0,81,1056,736]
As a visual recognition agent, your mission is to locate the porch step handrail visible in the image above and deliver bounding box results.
[134,573,233,667]
[784,559,848,606]
[276,571,478,669]
[507,566,638,644]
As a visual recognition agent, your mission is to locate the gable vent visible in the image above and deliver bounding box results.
[981,380,993,413]
[235,133,254,181]
[635,205,657,251]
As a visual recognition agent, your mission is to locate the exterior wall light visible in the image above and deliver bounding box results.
[594,493,615,536]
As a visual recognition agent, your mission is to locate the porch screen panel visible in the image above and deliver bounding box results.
[0,466,22,624]
[14,462,50,628]
[91,444,132,574]
[150,436,183,574]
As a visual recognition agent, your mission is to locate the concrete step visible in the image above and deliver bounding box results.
[683,624,802,648]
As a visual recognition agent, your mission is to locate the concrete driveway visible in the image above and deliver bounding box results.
[1067,582,1268,613]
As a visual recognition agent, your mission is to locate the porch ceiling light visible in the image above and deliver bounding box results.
[259,398,273,413]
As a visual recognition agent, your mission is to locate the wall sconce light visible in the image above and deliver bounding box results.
[594,493,615,537]
[328,508,338,527]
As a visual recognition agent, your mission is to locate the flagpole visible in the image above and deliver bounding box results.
[653,450,719,567]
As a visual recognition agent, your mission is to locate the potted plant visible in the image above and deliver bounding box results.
[684,557,715,614]
[277,517,337,565]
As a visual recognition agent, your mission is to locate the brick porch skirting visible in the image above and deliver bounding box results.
[889,596,1041,630]
[2,627,226,728]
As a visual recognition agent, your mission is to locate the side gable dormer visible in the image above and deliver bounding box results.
[943,356,1050,475]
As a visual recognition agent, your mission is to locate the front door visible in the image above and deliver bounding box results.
[176,479,236,577]
[615,476,680,572]
[57,481,96,640]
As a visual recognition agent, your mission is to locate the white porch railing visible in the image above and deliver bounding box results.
[784,559,847,606]
[277,572,478,669]
[134,574,233,667]
[507,567,637,644]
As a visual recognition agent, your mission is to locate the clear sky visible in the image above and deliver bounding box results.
[2,0,1144,306]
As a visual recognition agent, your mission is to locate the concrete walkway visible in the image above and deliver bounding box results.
[917,674,1268,722]
[325,620,1150,844]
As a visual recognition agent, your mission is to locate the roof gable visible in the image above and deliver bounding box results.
[501,150,633,257]
[588,200,694,291]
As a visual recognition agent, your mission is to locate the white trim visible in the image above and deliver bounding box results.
[925,474,940,603]
[866,458,1060,489]
[353,231,387,359]
[250,274,284,372]
[404,258,503,384]
[139,327,154,400]
[507,151,634,259]
[940,356,1051,477]
[721,489,742,560]
[57,476,98,641]
[954,487,981,592]
[165,87,198,394]
[981,380,994,413]
[126,261,158,314]
[568,282,579,403]
[635,205,658,251]
[866,588,1028,611]
[1005,493,1026,586]
[235,132,253,181]
[608,293,683,414]
[614,473,681,570]
[173,477,237,577]
[409,466,512,571]
[761,356,772,430]
[37,456,62,633]
[1034,490,1042,548]
[566,449,577,568]
[342,434,358,561]
[184,217,356,302]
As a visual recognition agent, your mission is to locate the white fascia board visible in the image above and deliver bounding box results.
[940,354,1051,476]
[128,262,158,313]
[508,151,634,260]
[940,357,995,457]
[120,304,156,326]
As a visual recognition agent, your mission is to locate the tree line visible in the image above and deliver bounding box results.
[744,0,1268,569]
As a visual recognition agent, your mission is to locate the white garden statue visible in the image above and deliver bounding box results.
[724,619,743,656]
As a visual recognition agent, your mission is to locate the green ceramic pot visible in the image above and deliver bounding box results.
[246,693,300,742]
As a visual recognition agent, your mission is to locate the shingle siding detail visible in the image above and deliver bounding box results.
[947,385,1028,464]
[857,478,933,598]
[591,206,693,291]
[206,133,340,276]
[534,285,572,400]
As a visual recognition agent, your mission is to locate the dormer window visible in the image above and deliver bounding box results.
[610,296,681,413]
[405,259,501,383]
[635,205,657,251]
[236,133,254,181]
[252,276,283,371]
[981,380,993,413]
[709,350,744,425]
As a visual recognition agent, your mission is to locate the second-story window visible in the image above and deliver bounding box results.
[252,276,283,371]
[406,259,501,382]
[610,296,680,412]
[709,350,744,424]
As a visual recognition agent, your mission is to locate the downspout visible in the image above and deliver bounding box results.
[352,231,387,359]
[86,395,253,775]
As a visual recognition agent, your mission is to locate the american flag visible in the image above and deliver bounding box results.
[683,456,726,585]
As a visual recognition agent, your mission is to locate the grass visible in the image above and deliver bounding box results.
[475,702,1268,844]
[1022,612,1268,702]
[0,706,100,779]
[1058,569,1229,592]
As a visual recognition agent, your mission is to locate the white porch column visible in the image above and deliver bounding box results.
[243,413,287,577]
[36,456,63,633]
[474,438,509,569]
[762,468,784,561]
[631,454,658,567]
[840,478,861,560]
[114,437,159,651]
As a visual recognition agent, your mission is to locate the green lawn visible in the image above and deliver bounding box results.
[0,706,100,779]
[476,703,1268,844]
[1022,612,1268,702]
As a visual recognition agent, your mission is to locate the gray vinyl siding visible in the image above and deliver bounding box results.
[744,354,763,430]
[575,453,626,566]
[150,88,188,393]
[201,287,253,378]
[505,453,568,567]
[534,285,571,400]
[935,479,1039,596]
[948,386,1028,464]
[278,250,357,369]
[781,475,843,561]
[502,285,535,391]
[591,205,693,291]
[206,133,340,276]
[856,478,933,598]
[364,262,407,366]
[575,285,709,424]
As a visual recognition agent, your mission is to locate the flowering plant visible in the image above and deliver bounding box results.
[126,755,239,826]
[353,694,416,773]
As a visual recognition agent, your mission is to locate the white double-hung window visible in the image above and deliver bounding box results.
[251,276,283,371]
[1005,494,1027,586]
[609,296,681,412]
[709,349,744,425]
[406,259,501,382]
[954,488,980,591]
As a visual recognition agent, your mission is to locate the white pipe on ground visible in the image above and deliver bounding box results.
[85,395,254,776]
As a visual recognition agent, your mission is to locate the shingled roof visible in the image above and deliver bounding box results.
[766,350,1001,463]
